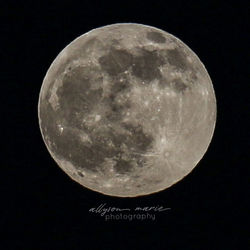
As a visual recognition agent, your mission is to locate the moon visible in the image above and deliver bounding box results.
[38,23,216,197]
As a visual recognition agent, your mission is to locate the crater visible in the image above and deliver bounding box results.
[146,31,166,43]
[77,171,84,177]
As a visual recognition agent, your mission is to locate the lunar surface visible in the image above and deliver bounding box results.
[38,23,216,197]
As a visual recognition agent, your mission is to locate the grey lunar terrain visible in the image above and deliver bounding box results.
[38,23,216,197]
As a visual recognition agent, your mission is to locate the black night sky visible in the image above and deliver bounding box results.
[1,1,249,249]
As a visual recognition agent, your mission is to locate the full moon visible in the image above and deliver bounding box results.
[38,23,216,197]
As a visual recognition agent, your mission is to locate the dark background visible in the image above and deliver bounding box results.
[1,1,249,249]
